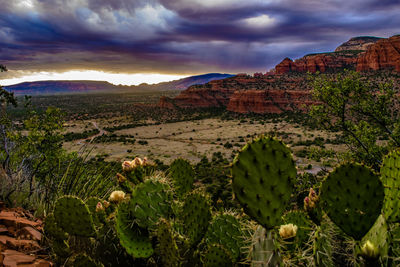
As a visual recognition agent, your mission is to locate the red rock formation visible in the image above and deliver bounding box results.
[356,35,400,72]
[335,36,381,52]
[275,52,359,74]
[227,90,314,114]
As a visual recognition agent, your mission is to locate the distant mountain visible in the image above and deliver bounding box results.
[4,73,234,95]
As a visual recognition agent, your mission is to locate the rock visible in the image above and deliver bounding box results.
[17,227,42,242]
[227,90,314,114]
[0,211,40,230]
[0,225,8,235]
[1,249,36,267]
[356,35,400,72]
[335,36,381,52]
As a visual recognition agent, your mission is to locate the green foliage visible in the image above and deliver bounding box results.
[43,213,68,241]
[53,196,96,237]
[310,70,400,168]
[320,163,384,240]
[361,215,389,258]
[115,202,154,258]
[380,149,400,223]
[67,254,101,267]
[168,158,195,197]
[231,137,296,229]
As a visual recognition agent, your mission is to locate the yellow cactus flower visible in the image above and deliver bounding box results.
[122,161,135,172]
[279,223,298,239]
[361,240,379,259]
[109,190,126,203]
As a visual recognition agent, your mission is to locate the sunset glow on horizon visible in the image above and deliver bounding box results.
[0,70,188,86]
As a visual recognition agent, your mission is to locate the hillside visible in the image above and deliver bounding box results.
[4,73,234,95]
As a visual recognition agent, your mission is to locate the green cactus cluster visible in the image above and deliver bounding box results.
[43,135,400,266]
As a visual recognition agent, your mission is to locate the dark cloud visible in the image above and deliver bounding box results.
[0,0,399,77]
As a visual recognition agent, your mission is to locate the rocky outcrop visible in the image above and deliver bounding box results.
[0,203,52,266]
[275,51,360,74]
[356,35,400,72]
[335,36,381,52]
[227,90,313,114]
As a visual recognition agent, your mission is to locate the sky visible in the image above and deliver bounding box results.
[0,0,399,86]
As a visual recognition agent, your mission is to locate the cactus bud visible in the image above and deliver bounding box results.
[109,190,126,203]
[116,173,127,183]
[279,223,298,239]
[103,200,110,208]
[361,240,379,259]
[122,161,135,172]
[133,157,143,167]
[96,202,104,212]
[308,188,319,202]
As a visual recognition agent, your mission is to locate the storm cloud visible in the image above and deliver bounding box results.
[0,0,399,77]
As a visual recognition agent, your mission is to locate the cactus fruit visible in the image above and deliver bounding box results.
[156,218,181,267]
[282,210,312,247]
[232,137,296,229]
[204,213,245,260]
[380,150,400,223]
[168,158,195,197]
[250,225,281,267]
[360,215,388,258]
[320,163,384,240]
[129,179,172,230]
[44,213,68,241]
[181,190,212,245]
[53,196,96,237]
[115,202,154,258]
[202,244,233,267]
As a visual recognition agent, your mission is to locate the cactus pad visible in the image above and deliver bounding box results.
[156,218,181,267]
[129,179,172,229]
[361,215,388,258]
[205,213,244,260]
[115,202,153,258]
[44,213,68,241]
[282,210,312,247]
[53,196,96,237]
[380,150,400,222]
[168,158,194,197]
[181,190,212,244]
[202,244,233,267]
[250,225,281,266]
[232,137,296,228]
[320,163,384,240]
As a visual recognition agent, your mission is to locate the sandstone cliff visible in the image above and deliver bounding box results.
[335,36,381,52]
[356,35,400,72]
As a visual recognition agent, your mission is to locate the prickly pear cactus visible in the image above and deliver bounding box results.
[115,202,154,258]
[168,158,195,197]
[156,218,181,267]
[232,137,296,229]
[53,196,96,237]
[204,213,245,260]
[360,215,388,258]
[181,190,212,245]
[44,213,68,241]
[282,210,312,248]
[202,244,233,267]
[320,163,384,240]
[250,225,281,267]
[380,150,400,222]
